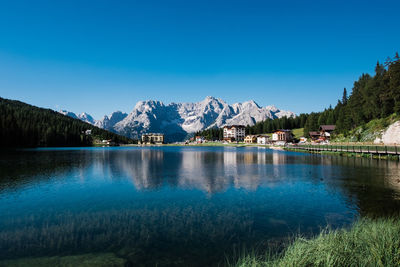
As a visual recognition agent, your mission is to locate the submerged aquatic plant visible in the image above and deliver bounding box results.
[0,203,258,266]
[0,253,126,267]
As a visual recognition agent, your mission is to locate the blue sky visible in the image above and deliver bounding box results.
[0,0,399,119]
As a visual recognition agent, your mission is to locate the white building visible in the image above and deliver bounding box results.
[101,139,116,146]
[272,130,293,142]
[195,136,205,143]
[223,125,245,142]
[141,133,164,144]
[257,135,270,145]
[299,137,307,143]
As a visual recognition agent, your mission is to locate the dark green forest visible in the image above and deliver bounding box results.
[2,54,399,145]
[0,97,135,147]
[303,53,400,136]
[197,53,400,140]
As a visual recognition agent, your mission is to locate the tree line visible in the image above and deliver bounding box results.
[196,53,400,140]
[304,53,400,136]
[0,97,135,147]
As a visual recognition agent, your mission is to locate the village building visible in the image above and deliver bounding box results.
[244,135,258,144]
[101,139,116,146]
[309,131,320,141]
[308,125,336,142]
[85,129,92,135]
[195,136,205,143]
[272,130,293,142]
[223,125,245,142]
[319,125,336,140]
[141,133,164,144]
[257,135,270,145]
[299,137,307,143]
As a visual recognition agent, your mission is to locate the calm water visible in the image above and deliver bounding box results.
[0,146,400,266]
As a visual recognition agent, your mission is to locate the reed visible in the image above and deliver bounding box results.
[232,217,400,267]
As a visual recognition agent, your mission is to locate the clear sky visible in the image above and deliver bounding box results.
[0,0,399,119]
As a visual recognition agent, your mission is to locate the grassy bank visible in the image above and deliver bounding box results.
[291,128,304,139]
[333,113,400,143]
[232,217,400,267]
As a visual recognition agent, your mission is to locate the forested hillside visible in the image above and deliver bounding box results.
[303,53,400,136]
[196,53,400,140]
[0,97,135,147]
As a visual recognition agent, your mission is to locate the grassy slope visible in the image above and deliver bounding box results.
[291,128,304,139]
[232,218,400,267]
[333,114,400,143]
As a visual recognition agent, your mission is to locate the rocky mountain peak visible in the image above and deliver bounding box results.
[60,97,295,142]
[78,112,96,125]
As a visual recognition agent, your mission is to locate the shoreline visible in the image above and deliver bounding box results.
[5,143,400,161]
[129,142,400,161]
[285,146,400,161]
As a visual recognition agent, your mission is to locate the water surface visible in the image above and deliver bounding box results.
[0,146,400,266]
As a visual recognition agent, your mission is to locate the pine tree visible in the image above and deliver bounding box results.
[342,88,348,105]
[0,97,135,147]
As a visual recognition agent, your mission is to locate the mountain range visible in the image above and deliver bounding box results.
[60,96,295,142]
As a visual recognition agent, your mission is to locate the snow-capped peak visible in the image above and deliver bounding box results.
[59,97,295,142]
[59,110,78,119]
[78,112,95,124]
[59,110,96,125]
[105,97,295,142]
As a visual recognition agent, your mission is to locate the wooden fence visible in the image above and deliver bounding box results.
[289,144,400,156]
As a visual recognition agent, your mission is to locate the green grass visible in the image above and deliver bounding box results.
[333,113,400,143]
[231,217,400,267]
[291,128,304,139]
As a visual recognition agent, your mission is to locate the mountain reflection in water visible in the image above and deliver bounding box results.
[0,147,400,266]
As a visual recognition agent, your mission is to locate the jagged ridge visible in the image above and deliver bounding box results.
[60,96,295,142]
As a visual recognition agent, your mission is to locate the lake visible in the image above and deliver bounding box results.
[0,146,400,266]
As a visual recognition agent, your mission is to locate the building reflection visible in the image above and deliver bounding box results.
[178,151,230,193]
[114,149,166,190]
[103,148,334,194]
[104,148,277,193]
[2,148,400,218]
